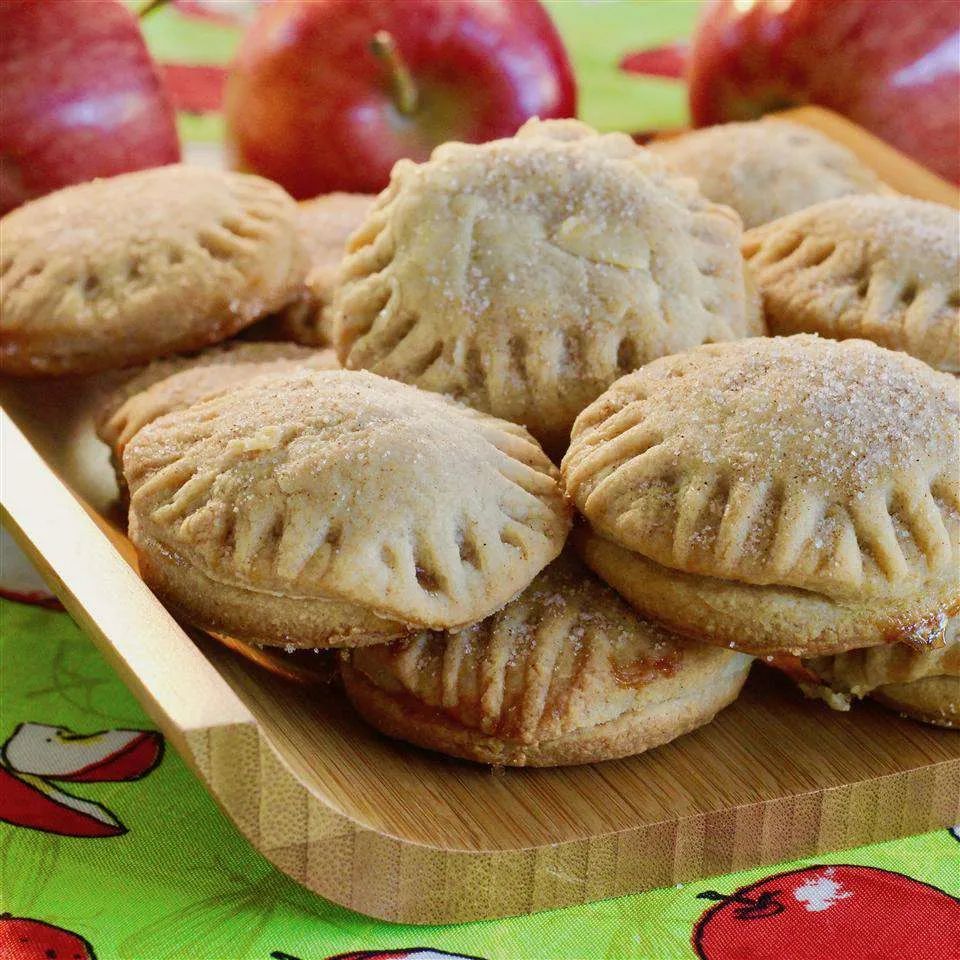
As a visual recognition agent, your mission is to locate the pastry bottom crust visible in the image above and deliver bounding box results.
[340,653,752,767]
[3,308,266,378]
[871,676,960,728]
[801,635,960,728]
[137,534,412,649]
[575,527,956,657]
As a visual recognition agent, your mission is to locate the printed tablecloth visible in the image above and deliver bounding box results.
[2,3,958,958]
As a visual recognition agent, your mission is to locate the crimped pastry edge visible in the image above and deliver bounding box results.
[340,651,751,767]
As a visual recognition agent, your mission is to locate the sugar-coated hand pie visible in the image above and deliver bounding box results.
[4,117,957,762]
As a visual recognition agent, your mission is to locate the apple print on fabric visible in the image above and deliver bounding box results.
[619,43,688,80]
[321,950,485,959]
[0,914,97,960]
[0,722,163,838]
[692,864,960,960]
[0,528,60,609]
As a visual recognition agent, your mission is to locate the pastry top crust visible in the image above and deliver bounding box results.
[297,193,374,270]
[563,335,959,601]
[96,342,337,461]
[1,165,307,375]
[125,369,571,630]
[345,549,750,745]
[651,120,885,229]
[805,620,960,697]
[334,118,761,451]
[743,195,960,371]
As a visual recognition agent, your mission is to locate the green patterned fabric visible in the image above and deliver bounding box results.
[3,3,958,958]
[2,600,958,959]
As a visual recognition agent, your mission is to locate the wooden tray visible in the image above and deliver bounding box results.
[2,107,958,925]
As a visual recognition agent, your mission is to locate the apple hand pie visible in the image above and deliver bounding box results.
[1,165,307,376]
[743,195,959,372]
[96,341,338,492]
[341,549,752,766]
[124,368,571,648]
[276,193,374,347]
[651,120,885,229]
[563,335,959,656]
[333,118,762,454]
[800,618,959,728]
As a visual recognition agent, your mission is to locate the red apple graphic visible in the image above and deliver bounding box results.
[224,0,576,198]
[620,43,688,80]
[0,0,180,214]
[687,0,960,184]
[2,723,163,783]
[0,915,96,960]
[0,766,126,838]
[693,865,960,960]
[326,951,484,960]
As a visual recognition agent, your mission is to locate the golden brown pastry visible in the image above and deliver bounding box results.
[276,193,374,346]
[124,368,571,648]
[341,550,753,765]
[563,335,959,656]
[334,118,762,453]
[651,120,885,229]
[1,165,306,376]
[96,341,337,479]
[743,195,959,371]
[799,618,959,727]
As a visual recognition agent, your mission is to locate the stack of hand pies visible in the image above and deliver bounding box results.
[2,117,957,766]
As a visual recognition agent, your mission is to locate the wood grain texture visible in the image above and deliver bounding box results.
[2,110,958,924]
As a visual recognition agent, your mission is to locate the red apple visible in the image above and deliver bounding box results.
[224,0,576,198]
[0,915,96,960]
[692,864,960,960]
[688,0,960,183]
[0,0,180,215]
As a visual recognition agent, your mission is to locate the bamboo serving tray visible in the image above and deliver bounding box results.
[2,107,958,925]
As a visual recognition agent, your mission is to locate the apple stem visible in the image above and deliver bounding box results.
[696,889,786,918]
[697,890,756,906]
[370,31,419,116]
[138,0,169,17]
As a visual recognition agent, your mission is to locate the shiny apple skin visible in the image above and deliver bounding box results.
[224,0,577,198]
[688,0,960,183]
[0,0,180,215]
